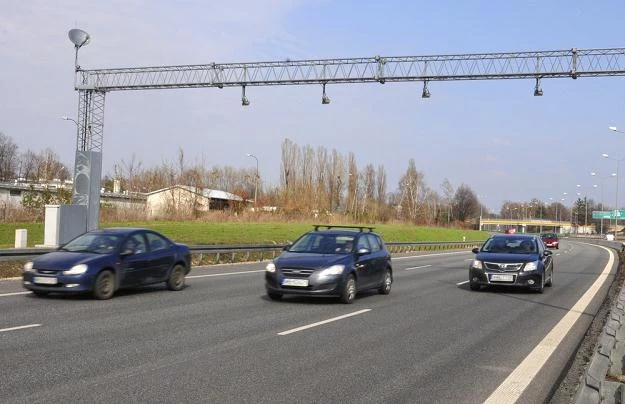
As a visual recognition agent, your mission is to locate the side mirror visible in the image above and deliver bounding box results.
[472,247,480,254]
[283,243,292,251]
[357,248,371,255]
[544,250,553,256]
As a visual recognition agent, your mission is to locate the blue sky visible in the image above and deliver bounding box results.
[2,0,625,212]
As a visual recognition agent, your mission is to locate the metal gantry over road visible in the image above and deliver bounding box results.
[67,28,625,230]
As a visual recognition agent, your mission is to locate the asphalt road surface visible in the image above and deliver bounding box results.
[0,240,616,403]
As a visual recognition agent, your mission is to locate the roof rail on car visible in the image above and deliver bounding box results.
[312,224,375,232]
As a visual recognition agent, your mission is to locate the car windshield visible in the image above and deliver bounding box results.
[541,233,557,239]
[482,237,537,253]
[289,233,356,254]
[61,233,122,254]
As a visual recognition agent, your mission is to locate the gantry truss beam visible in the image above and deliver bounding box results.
[76,47,625,91]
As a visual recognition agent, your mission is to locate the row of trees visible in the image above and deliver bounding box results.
[107,139,480,225]
[1,130,481,225]
[500,198,608,229]
[0,133,70,183]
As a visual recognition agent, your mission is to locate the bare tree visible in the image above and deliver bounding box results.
[36,148,66,182]
[280,139,299,209]
[441,179,455,225]
[453,184,479,222]
[0,132,18,181]
[19,149,38,181]
[398,159,426,222]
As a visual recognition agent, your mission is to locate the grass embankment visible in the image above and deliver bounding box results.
[1,221,488,247]
[0,221,489,279]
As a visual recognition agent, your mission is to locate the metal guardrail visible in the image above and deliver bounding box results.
[0,241,484,263]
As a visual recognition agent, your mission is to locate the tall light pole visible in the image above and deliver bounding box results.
[591,171,617,235]
[246,153,259,208]
[478,194,487,231]
[602,153,625,239]
[576,184,598,234]
[61,115,78,127]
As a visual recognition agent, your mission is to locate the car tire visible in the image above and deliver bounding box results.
[32,290,48,297]
[166,264,186,291]
[545,269,553,287]
[469,282,481,291]
[340,274,356,304]
[534,276,545,293]
[93,270,115,300]
[378,269,392,295]
[267,292,283,301]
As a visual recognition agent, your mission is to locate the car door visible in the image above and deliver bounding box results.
[354,235,376,289]
[119,232,152,287]
[366,234,388,286]
[538,240,553,279]
[145,231,175,282]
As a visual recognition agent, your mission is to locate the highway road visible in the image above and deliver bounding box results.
[0,240,617,403]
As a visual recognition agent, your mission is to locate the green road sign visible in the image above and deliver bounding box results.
[592,210,625,219]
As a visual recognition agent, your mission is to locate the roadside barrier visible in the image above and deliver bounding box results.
[0,241,484,264]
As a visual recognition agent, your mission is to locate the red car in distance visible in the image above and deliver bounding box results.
[540,233,559,249]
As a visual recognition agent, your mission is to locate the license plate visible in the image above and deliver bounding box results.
[282,278,309,287]
[33,276,58,285]
[490,274,514,282]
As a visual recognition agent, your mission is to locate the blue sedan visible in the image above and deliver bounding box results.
[22,228,191,299]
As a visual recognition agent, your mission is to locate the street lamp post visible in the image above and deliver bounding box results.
[602,153,625,238]
[576,184,598,234]
[246,153,259,208]
[591,171,617,235]
[609,126,625,135]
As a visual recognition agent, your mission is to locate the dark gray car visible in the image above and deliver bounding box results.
[469,234,554,293]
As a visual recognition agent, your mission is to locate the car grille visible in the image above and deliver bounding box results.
[280,268,315,278]
[484,262,524,272]
[35,269,59,275]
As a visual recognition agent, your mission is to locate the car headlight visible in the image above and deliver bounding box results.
[23,261,34,272]
[265,262,276,273]
[471,260,483,269]
[523,262,538,272]
[62,264,88,275]
[319,265,345,277]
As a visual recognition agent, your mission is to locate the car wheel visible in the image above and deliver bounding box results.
[166,264,186,291]
[469,281,481,291]
[32,290,48,297]
[546,269,553,287]
[340,274,356,304]
[378,269,392,295]
[93,270,115,300]
[267,292,283,301]
[534,276,545,293]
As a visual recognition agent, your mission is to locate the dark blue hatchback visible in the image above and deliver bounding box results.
[265,225,393,303]
[23,228,191,299]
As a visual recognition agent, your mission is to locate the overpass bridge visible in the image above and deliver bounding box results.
[479,218,586,234]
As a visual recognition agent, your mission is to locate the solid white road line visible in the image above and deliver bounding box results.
[393,251,472,260]
[278,309,372,336]
[484,243,615,403]
[404,265,432,271]
[186,270,265,279]
[0,291,31,298]
[456,280,469,286]
[0,324,41,333]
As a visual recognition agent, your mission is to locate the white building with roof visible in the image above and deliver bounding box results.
[145,185,243,218]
